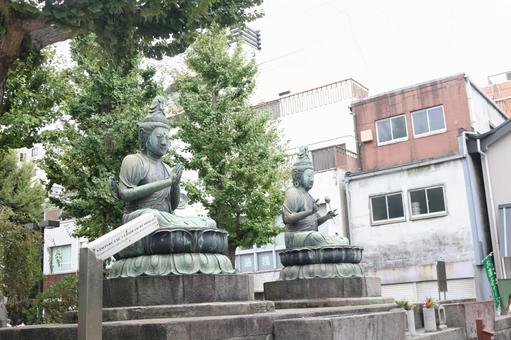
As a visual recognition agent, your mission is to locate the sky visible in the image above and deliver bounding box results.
[250,0,511,103]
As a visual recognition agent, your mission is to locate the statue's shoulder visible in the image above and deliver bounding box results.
[284,186,304,202]
[121,153,146,168]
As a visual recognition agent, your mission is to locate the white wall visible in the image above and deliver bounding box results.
[310,168,349,238]
[347,158,476,285]
[43,220,87,275]
[279,98,356,152]
[466,80,507,133]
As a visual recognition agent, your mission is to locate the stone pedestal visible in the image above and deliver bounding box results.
[264,276,381,301]
[104,274,254,307]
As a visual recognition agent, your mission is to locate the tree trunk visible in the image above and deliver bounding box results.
[0,2,71,113]
[227,245,236,270]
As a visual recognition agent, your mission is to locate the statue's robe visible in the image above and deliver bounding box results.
[120,153,215,229]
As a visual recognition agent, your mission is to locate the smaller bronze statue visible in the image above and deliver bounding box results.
[278,146,364,280]
[282,146,349,249]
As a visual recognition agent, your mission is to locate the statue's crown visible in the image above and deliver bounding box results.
[140,96,170,128]
[293,145,313,171]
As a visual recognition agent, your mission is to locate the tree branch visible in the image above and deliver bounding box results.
[29,26,72,50]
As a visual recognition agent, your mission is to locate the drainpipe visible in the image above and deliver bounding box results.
[476,137,505,279]
[350,108,363,171]
[462,130,504,279]
[343,175,353,243]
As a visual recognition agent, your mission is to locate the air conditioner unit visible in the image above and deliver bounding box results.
[360,129,373,142]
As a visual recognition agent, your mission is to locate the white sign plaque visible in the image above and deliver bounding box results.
[86,213,159,260]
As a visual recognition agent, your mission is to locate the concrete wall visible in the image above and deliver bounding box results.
[347,158,477,291]
[43,219,87,275]
[352,75,471,171]
[279,98,357,153]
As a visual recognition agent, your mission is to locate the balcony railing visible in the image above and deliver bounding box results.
[255,78,368,118]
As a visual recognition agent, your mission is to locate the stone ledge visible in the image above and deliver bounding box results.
[264,276,381,301]
[273,310,406,340]
[274,297,394,309]
[64,301,275,322]
[104,274,254,307]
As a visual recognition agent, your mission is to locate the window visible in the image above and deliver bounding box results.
[257,251,274,271]
[499,204,511,257]
[375,115,408,145]
[412,105,446,137]
[370,192,405,224]
[31,147,39,158]
[49,244,72,273]
[239,254,254,272]
[19,153,26,162]
[409,186,446,218]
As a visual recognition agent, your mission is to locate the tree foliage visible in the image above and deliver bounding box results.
[173,31,287,258]
[43,35,159,240]
[0,150,45,325]
[0,150,46,223]
[26,274,78,325]
[0,0,263,109]
[0,48,69,149]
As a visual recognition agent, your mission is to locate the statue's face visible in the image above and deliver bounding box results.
[302,168,314,190]
[146,127,170,158]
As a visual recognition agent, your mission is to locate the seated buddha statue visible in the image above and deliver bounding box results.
[282,146,349,249]
[108,96,233,278]
[114,96,216,230]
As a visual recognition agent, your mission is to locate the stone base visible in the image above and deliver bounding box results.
[104,274,254,307]
[264,276,381,301]
[64,301,275,323]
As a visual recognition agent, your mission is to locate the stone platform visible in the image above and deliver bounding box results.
[264,276,381,301]
[64,301,275,322]
[104,274,254,307]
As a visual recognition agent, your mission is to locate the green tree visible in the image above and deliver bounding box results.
[0,48,69,149]
[0,150,45,325]
[25,274,77,324]
[0,150,46,223]
[173,31,287,262]
[0,0,263,109]
[43,35,159,239]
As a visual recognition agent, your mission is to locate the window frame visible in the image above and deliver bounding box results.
[369,191,406,225]
[408,185,448,220]
[411,105,447,138]
[375,114,409,146]
[49,244,73,274]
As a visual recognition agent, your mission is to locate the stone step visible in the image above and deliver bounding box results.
[407,327,466,340]
[0,303,398,340]
[273,310,406,339]
[274,296,394,309]
[64,301,275,322]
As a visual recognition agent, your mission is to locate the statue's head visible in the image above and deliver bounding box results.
[292,146,314,190]
[139,96,171,158]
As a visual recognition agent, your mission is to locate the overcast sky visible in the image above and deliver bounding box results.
[250,0,511,102]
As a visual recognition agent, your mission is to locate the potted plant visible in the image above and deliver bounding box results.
[423,297,438,332]
[395,300,416,336]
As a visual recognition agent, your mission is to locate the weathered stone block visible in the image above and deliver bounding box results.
[273,310,406,340]
[104,274,254,307]
[443,300,495,339]
[264,276,381,301]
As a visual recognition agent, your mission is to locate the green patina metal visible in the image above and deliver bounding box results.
[279,146,365,279]
[108,96,233,278]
